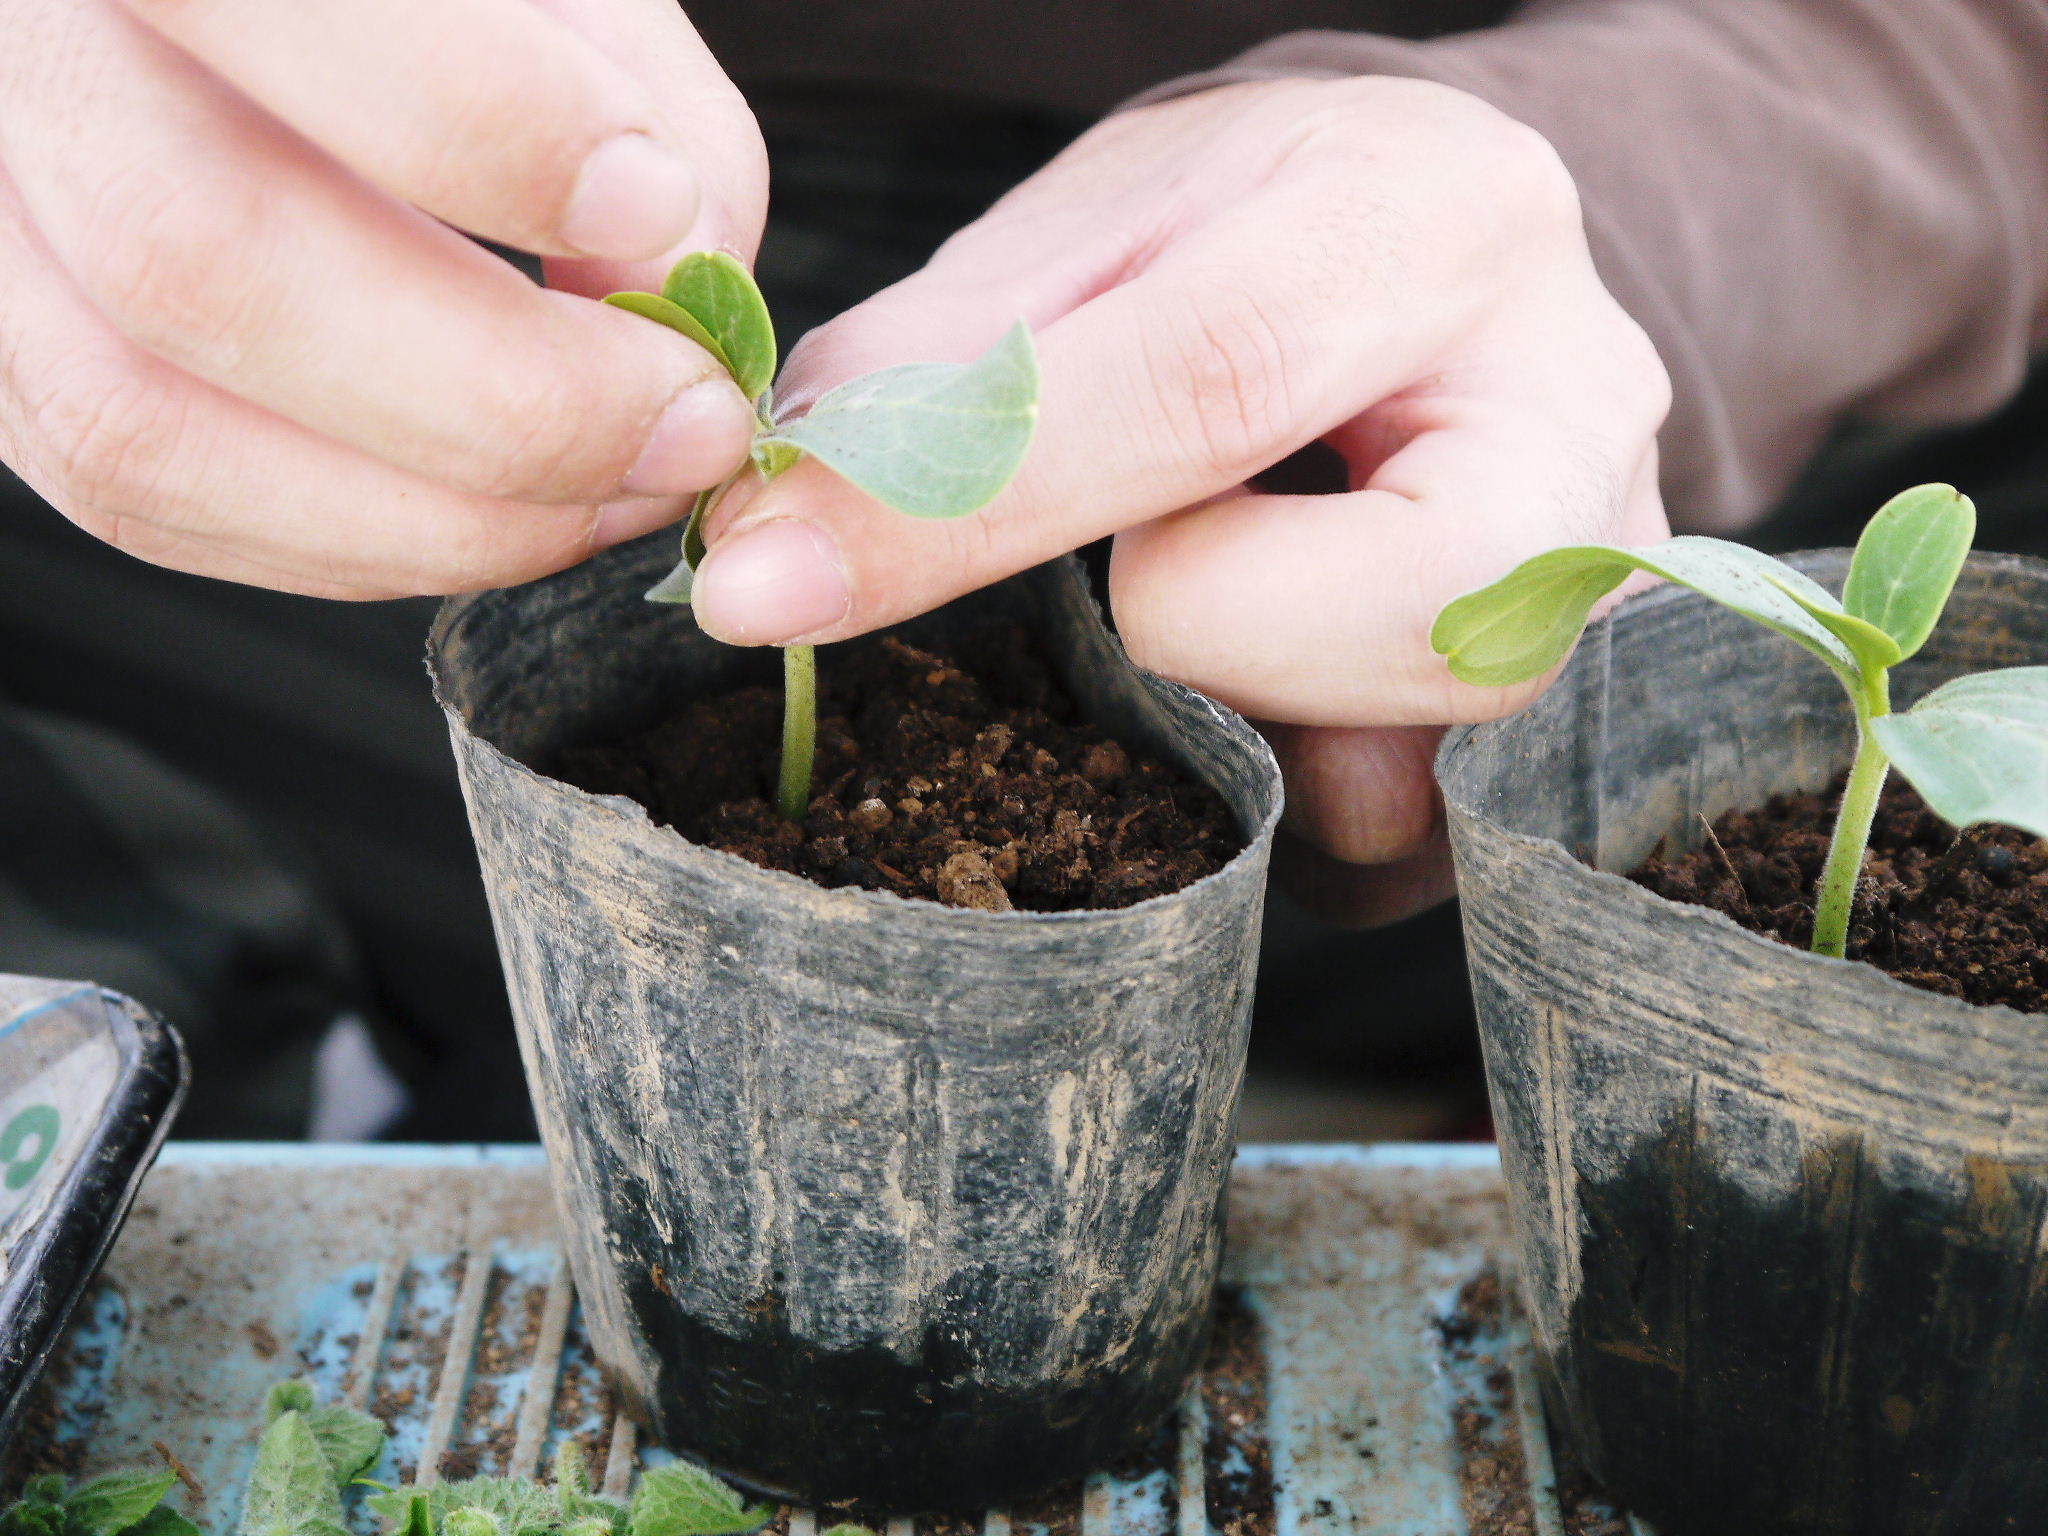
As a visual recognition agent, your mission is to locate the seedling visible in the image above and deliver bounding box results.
[1431,484,2048,958]
[607,255,1039,821]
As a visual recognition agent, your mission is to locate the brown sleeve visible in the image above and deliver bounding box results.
[1131,1,2048,532]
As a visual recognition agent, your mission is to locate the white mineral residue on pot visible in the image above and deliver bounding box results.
[1048,1071,1078,1180]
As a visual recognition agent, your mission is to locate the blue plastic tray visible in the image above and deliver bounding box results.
[3,1143,1654,1536]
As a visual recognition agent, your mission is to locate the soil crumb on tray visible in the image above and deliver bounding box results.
[1633,774,2048,1012]
[555,628,1241,911]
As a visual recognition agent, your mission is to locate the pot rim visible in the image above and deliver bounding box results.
[428,620,1283,930]
[1436,545,2048,1033]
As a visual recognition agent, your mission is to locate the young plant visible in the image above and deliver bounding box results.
[1,1467,194,1536]
[1430,483,2048,958]
[606,255,1039,821]
[248,1378,770,1536]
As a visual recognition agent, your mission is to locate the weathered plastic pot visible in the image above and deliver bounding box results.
[428,538,1280,1510]
[1439,550,2048,1536]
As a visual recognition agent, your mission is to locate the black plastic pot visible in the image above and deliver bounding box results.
[429,538,1280,1510]
[1438,550,2048,1536]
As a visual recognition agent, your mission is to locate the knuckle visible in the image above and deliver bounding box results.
[1147,275,1300,482]
[25,348,185,514]
[467,404,605,501]
[1609,311,1674,434]
[78,161,271,359]
[1485,116,1582,231]
[412,513,589,597]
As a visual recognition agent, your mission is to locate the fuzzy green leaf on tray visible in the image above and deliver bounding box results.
[241,1412,349,1536]
[625,1464,772,1536]
[61,1473,179,1536]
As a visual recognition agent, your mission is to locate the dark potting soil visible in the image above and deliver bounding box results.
[1633,774,2048,1012]
[555,628,1241,912]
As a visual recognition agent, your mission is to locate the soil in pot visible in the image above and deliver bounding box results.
[555,626,1242,911]
[1632,774,2048,1011]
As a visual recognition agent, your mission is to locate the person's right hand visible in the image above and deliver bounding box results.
[0,0,766,597]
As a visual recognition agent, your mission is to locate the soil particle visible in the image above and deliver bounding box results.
[1436,1269,1630,1536]
[1202,1287,1276,1536]
[1438,1271,1534,1536]
[1633,774,2048,1011]
[554,629,1240,912]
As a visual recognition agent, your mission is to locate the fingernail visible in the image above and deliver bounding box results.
[692,520,851,644]
[590,496,684,551]
[563,132,700,259]
[624,377,754,497]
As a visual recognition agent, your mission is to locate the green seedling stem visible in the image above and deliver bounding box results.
[778,643,818,823]
[607,254,1038,821]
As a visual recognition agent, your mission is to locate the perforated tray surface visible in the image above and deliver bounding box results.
[0,1145,1654,1536]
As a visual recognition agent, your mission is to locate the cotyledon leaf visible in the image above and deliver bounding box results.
[600,292,725,368]
[662,252,777,402]
[1872,666,2048,840]
[1841,482,1976,660]
[644,488,714,606]
[1430,536,1879,690]
[758,322,1039,520]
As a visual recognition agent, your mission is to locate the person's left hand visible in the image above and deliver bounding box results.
[687,77,1671,925]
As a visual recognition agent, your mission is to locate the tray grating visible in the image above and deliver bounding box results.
[1,1145,1653,1536]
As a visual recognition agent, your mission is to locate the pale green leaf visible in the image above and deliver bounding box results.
[1872,667,2048,839]
[302,1404,386,1487]
[626,1463,771,1536]
[662,253,777,401]
[1842,483,1975,660]
[63,1472,177,1536]
[817,1526,875,1536]
[643,488,713,606]
[1430,536,1866,690]
[22,1478,66,1506]
[601,293,724,364]
[241,1413,346,1536]
[759,321,1038,520]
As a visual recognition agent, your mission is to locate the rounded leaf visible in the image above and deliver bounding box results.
[1842,483,1975,660]
[661,252,777,402]
[761,322,1039,520]
[1872,666,2048,839]
[1430,537,1872,690]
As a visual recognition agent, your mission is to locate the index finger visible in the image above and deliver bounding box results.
[122,0,747,263]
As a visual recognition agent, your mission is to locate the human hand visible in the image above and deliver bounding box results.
[0,0,766,597]
[688,77,1670,925]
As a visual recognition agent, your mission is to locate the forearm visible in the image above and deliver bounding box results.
[1138,0,2048,531]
